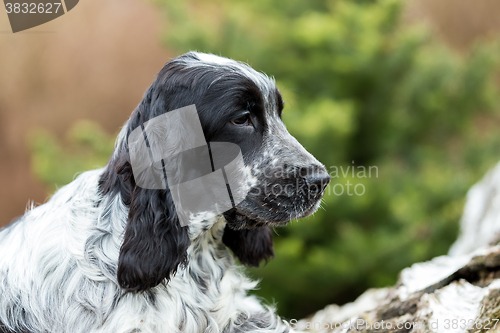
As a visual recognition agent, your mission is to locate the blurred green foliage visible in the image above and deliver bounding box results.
[154,0,500,318]
[29,0,500,320]
[29,121,115,190]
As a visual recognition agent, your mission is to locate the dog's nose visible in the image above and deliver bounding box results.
[303,166,330,195]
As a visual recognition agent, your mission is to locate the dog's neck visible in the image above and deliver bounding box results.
[187,215,233,264]
[187,214,227,241]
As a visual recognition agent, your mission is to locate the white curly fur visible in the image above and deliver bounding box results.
[0,52,329,333]
[0,168,292,333]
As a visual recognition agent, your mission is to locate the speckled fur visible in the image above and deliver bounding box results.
[0,52,328,333]
[0,170,290,333]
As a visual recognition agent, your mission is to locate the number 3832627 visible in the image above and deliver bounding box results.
[5,2,62,14]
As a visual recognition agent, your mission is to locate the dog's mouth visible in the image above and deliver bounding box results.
[224,192,324,230]
[223,163,330,229]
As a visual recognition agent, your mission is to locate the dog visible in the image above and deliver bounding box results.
[0,52,330,333]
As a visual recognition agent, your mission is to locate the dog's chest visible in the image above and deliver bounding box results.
[101,231,256,333]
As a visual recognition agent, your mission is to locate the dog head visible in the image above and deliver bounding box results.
[99,52,330,291]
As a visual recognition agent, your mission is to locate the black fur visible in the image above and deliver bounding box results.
[222,225,274,267]
[98,52,281,291]
[98,51,329,292]
[117,186,190,292]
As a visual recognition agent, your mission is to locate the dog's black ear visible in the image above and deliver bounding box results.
[222,225,274,267]
[117,185,190,292]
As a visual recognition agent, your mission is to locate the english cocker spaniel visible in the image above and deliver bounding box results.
[0,52,330,333]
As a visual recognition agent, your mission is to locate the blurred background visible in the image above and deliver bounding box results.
[1,0,500,320]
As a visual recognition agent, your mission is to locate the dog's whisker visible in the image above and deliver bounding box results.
[0,51,329,333]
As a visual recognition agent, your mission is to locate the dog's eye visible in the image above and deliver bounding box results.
[231,114,251,127]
